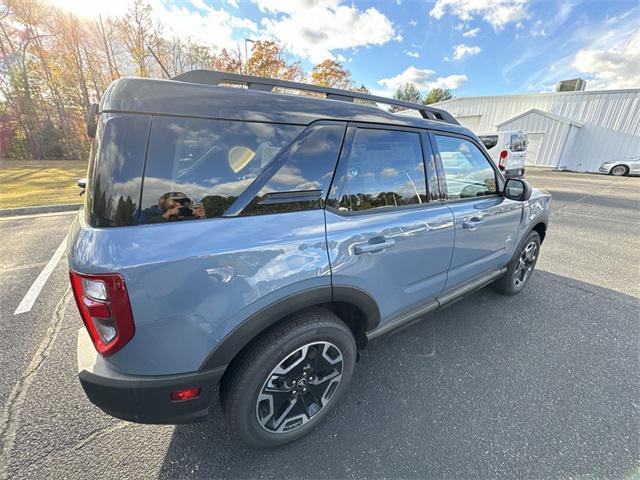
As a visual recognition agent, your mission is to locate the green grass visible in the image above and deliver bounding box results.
[0,160,88,209]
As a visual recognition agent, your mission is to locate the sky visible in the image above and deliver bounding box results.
[48,0,640,98]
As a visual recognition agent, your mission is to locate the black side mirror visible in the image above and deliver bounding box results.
[504,178,532,201]
[78,178,87,196]
[87,103,99,138]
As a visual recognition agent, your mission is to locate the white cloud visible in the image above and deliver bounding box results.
[572,30,640,89]
[409,19,418,26]
[404,50,421,58]
[430,0,529,30]
[48,0,256,52]
[256,0,398,62]
[378,66,468,90]
[452,44,481,60]
[462,27,480,38]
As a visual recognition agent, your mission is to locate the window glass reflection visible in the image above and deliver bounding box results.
[435,135,498,200]
[336,129,427,212]
[140,117,304,223]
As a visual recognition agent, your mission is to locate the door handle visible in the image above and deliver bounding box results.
[462,217,485,230]
[354,238,395,255]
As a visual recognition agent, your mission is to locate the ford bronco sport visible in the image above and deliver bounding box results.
[69,71,551,447]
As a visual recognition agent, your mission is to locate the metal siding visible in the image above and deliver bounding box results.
[438,90,640,172]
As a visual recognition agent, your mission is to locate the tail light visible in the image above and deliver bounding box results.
[499,150,508,170]
[69,271,135,356]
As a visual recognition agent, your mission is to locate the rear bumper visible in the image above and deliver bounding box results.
[77,328,224,424]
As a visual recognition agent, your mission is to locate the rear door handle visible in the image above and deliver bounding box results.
[462,217,485,230]
[354,238,395,255]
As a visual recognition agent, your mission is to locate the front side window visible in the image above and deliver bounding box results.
[331,128,427,212]
[434,135,498,200]
[139,117,304,223]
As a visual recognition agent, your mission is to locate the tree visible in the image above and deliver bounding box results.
[423,87,454,105]
[310,59,353,89]
[246,41,304,80]
[391,82,422,111]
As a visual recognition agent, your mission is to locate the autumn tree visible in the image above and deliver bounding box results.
[423,87,454,105]
[310,59,353,89]
[246,41,304,80]
[116,0,158,77]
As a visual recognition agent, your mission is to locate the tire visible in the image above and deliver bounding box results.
[493,231,541,296]
[610,165,628,176]
[220,307,357,448]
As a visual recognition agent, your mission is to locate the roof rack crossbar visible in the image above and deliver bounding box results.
[172,70,460,126]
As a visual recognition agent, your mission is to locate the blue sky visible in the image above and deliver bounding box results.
[51,0,640,97]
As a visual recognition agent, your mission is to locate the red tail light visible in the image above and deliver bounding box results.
[70,271,135,356]
[499,150,508,170]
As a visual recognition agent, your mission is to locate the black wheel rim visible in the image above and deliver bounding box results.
[513,241,537,288]
[256,342,344,434]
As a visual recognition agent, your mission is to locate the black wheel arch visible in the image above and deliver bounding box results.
[200,285,380,373]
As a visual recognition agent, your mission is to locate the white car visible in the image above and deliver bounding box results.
[479,131,527,179]
[599,157,640,176]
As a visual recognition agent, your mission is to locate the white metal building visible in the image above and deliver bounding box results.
[429,89,640,172]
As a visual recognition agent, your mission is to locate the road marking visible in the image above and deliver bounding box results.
[0,210,77,222]
[0,289,71,479]
[13,236,68,315]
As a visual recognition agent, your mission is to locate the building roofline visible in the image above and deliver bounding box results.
[436,88,640,105]
[496,108,584,128]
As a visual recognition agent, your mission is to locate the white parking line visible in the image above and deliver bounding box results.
[13,236,68,315]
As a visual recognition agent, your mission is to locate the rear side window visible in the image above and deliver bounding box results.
[237,122,346,216]
[479,135,498,150]
[434,135,498,200]
[510,133,527,152]
[87,113,150,227]
[330,128,427,212]
[139,117,304,223]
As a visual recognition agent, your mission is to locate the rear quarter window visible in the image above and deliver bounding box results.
[479,135,498,150]
[139,117,305,223]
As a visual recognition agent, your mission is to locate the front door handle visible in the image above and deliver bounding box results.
[354,238,395,255]
[462,217,485,231]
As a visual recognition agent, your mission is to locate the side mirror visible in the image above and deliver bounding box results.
[78,178,87,196]
[504,178,532,201]
[87,103,99,138]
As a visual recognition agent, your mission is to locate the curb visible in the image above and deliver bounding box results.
[0,203,82,218]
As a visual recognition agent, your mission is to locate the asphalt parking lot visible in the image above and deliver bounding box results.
[0,169,638,479]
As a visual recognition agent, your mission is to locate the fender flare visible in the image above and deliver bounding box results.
[199,285,380,372]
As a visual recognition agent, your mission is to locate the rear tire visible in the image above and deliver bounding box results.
[610,165,628,176]
[220,308,357,448]
[493,231,541,296]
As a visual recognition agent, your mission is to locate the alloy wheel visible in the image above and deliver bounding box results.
[513,241,537,288]
[256,342,343,434]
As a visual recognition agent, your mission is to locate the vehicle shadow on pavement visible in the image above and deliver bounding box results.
[157,271,639,480]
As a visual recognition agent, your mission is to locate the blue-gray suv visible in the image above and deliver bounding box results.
[68,71,551,447]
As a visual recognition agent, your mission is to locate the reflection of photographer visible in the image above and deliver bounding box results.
[140,192,203,223]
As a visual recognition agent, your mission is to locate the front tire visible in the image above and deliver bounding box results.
[494,231,541,295]
[221,308,357,448]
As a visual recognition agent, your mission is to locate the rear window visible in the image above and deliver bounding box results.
[510,133,527,152]
[479,135,498,150]
[87,113,150,227]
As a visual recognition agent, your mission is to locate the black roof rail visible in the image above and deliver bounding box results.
[172,70,460,126]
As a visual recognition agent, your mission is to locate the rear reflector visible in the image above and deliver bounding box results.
[170,388,201,402]
[70,271,135,356]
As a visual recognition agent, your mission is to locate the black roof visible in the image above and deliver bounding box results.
[100,76,471,135]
